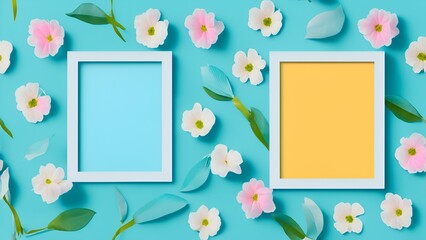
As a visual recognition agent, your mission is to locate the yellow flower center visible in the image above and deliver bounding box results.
[45,179,52,184]
[224,159,228,165]
[245,63,254,72]
[28,98,38,108]
[201,25,207,32]
[195,120,204,129]
[375,24,382,32]
[408,148,416,156]
[148,26,155,36]
[396,209,403,216]
[202,219,209,226]
[417,52,426,61]
[47,35,53,42]
[252,193,258,201]
[263,17,272,27]
[0,55,2,61]
[345,215,354,223]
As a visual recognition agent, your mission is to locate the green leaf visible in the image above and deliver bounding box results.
[66,3,109,25]
[203,87,233,101]
[201,65,234,99]
[47,208,96,231]
[249,107,269,150]
[133,194,188,224]
[272,213,306,240]
[385,95,424,123]
[303,198,324,240]
[0,118,13,138]
[115,188,128,223]
[12,0,17,20]
[180,155,211,192]
[3,197,24,236]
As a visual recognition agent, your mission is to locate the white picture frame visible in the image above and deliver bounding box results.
[67,51,172,182]
[269,51,385,189]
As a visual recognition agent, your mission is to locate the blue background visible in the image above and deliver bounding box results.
[0,0,425,239]
[79,62,162,172]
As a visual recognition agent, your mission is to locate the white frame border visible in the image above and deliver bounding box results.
[68,51,172,182]
[270,51,385,189]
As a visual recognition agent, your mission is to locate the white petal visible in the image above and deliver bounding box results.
[334,222,349,234]
[333,202,352,222]
[59,180,73,194]
[248,8,264,30]
[41,184,62,204]
[260,0,276,16]
[351,218,363,233]
[189,212,203,230]
[269,11,283,35]
[0,160,3,171]
[351,203,365,217]
[248,70,264,85]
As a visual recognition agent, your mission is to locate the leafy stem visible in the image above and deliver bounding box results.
[3,196,24,236]
[232,97,251,120]
[112,219,135,240]
[26,227,48,235]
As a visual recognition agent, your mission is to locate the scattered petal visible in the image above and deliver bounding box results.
[25,137,51,161]
[305,5,345,39]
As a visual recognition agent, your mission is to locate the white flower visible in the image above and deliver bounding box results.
[188,205,221,240]
[333,202,364,234]
[380,193,412,230]
[0,40,13,74]
[181,103,216,137]
[15,82,51,123]
[210,144,243,177]
[32,163,73,204]
[134,8,169,48]
[405,36,426,73]
[248,0,283,37]
[232,49,266,85]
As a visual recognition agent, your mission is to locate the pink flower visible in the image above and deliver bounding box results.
[15,83,51,123]
[357,9,399,49]
[395,133,426,174]
[236,178,276,219]
[184,9,224,49]
[27,19,64,58]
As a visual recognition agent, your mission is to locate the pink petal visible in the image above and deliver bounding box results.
[193,9,207,25]
[35,96,51,115]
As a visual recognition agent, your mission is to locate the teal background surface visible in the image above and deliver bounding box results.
[0,0,425,239]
